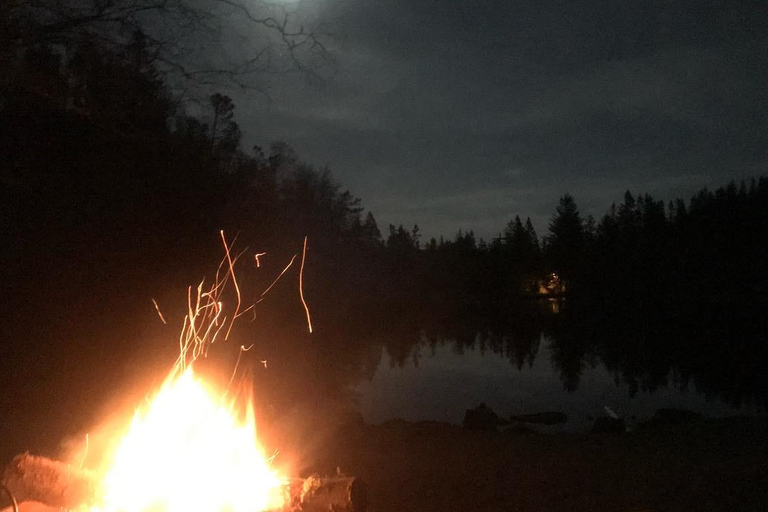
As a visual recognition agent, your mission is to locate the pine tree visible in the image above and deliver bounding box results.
[362,211,382,244]
[546,194,584,284]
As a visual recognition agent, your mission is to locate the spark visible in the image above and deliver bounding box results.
[257,254,297,303]
[254,252,266,268]
[226,344,254,393]
[79,433,89,468]
[221,230,242,341]
[260,360,268,369]
[175,278,227,373]
[235,303,255,320]
[151,298,167,324]
[299,236,313,334]
[164,234,311,377]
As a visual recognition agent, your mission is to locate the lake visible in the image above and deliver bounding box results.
[354,335,760,431]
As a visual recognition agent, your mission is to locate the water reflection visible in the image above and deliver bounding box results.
[343,296,768,427]
[2,287,767,462]
[354,338,754,430]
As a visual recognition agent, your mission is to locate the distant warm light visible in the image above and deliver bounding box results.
[538,272,564,295]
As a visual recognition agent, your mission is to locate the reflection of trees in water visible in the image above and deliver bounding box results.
[416,300,548,371]
[683,302,768,409]
[361,299,550,374]
[551,297,768,410]
[545,309,593,393]
[324,293,768,412]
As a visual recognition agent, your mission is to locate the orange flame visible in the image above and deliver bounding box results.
[98,369,286,512]
[93,233,295,512]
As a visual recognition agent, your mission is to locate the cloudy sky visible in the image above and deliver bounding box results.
[234,0,768,240]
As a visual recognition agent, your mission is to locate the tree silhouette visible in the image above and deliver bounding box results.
[360,212,382,245]
[209,93,241,155]
[545,194,585,286]
[502,216,542,293]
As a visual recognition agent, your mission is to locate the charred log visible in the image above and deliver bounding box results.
[286,475,367,512]
[1,454,366,512]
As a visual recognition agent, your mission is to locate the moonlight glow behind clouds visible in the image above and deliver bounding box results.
[235,0,768,239]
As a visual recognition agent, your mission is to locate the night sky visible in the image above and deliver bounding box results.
[232,0,768,239]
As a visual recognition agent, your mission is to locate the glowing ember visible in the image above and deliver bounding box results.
[98,369,286,512]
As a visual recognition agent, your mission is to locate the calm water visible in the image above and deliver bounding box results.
[354,335,763,431]
[2,283,767,463]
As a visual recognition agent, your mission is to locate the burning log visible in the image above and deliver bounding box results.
[287,475,367,512]
[1,236,366,512]
[1,454,366,512]
[1,454,98,510]
[0,484,18,512]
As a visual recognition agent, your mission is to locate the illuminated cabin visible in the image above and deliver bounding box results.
[538,272,565,296]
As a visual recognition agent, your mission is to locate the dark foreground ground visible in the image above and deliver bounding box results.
[1,416,766,512]
[310,416,768,512]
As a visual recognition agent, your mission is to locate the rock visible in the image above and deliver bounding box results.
[506,423,537,435]
[509,411,568,425]
[643,408,703,428]
[591,416,626,434]
[462,403,507,431]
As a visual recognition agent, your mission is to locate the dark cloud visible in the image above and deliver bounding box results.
[234,0,768,239]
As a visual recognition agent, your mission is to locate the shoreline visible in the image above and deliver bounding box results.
[313,415,768,511]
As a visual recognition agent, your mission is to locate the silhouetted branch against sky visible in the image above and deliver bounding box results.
[10,0,335,92]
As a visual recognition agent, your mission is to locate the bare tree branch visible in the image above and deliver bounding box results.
[5,0,334,93]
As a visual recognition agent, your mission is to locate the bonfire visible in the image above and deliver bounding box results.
[0,233,365,512]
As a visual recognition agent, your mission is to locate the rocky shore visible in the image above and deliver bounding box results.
[312,415,768,512]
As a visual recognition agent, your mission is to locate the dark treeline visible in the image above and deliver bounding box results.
[379,181,768,309]
[2,18,768,459]
[377,183,768,409]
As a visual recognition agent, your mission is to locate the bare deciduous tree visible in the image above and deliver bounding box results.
[3,0,335,92]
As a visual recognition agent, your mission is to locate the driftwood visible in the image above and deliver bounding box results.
[1,454,366,512]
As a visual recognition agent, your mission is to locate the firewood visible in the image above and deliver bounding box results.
[285,475,367,512]
[1,454,367,512]
[1,454,98,509]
